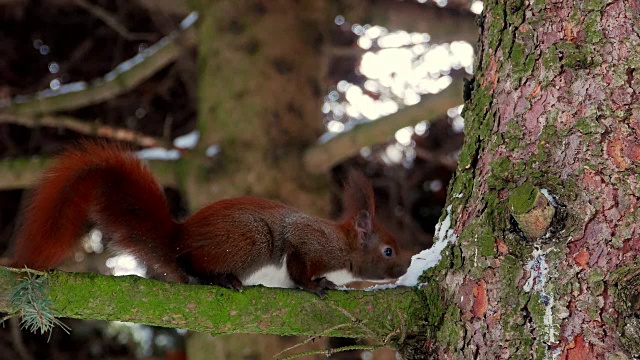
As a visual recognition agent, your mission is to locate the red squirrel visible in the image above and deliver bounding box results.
[9,142,409,296]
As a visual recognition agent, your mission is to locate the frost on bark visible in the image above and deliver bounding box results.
[418,0,640,358]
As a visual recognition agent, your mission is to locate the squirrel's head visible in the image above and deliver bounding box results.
[341,171,410,281]
[349,210,410,281]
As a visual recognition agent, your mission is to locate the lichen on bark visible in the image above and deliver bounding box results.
[423,0,640,358]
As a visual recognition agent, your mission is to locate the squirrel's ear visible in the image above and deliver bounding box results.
[343,171,375,218]
[355,210,372,245]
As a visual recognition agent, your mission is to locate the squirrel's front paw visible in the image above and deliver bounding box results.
[305,277,337,297]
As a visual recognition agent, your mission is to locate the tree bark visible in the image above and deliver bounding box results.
[181,0,334,214]
[420,0,640,358]
[9,1,640,359]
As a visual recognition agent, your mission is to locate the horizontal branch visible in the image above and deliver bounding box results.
[0,14,197,116]
[0,269,419,341]
[303,81,463,173]
[0,113,169,148]
[0,156,181,190]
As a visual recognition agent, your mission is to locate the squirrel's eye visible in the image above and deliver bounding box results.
[383,247,393,257]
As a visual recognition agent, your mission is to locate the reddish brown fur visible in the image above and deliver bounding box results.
[11,143,409,295]
[11,142,185,281]
[342,171,376,218]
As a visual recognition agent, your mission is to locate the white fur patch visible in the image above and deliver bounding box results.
[320,269,360,286]
[241,256,295,288]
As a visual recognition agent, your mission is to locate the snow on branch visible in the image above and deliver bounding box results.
[0,12,198,116]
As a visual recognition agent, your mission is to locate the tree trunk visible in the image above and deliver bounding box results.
[4,1,639,359]
[420,0,639,358]
[183,0,334,214]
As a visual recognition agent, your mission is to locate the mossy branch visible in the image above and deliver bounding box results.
[0,269,419,342]
[6,270,71,337]
[303,81,463,174]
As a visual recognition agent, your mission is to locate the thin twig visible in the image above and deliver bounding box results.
[2,267,47,276]
[74,0,157,42]
[272,323,351,359]
[397,308,407,344]
[277,344,386,360]
[162,114,174,142]
[384,308,407,345]
[0,312,19,324]
[0,113,169,148]
[326,302,376,337]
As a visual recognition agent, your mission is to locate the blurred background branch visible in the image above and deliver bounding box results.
[0,0,477,358]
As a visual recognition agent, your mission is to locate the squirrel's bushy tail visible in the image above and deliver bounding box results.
[11,142,185,281]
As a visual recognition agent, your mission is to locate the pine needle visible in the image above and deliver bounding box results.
[9,270,71,340]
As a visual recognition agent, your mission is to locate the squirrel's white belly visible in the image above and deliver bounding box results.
[241,256,363,288]
[320,269,360,286]
[241,256,296,288]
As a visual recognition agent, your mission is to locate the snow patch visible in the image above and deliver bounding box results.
[205,144,221,157]
[173,130,199,149]
[540,188,557,207]
[180,12,199,29]
[395,205,457,287]
[11,82,88,104]
[106,254,146,278]
[136,147,180,160]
